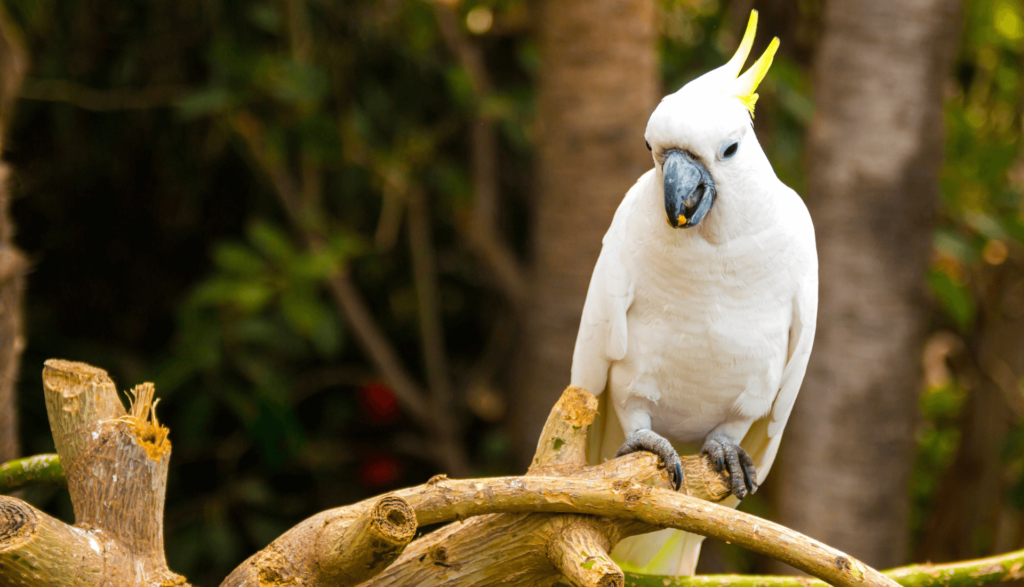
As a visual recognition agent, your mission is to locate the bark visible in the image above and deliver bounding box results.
[776,0,961,570]
[0,4,28,465]
[511,0,658,463]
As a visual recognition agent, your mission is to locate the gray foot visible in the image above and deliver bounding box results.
[615,429,683,491]
[701,433,757,500]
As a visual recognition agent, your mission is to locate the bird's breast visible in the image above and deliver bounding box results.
[608,232,797,443]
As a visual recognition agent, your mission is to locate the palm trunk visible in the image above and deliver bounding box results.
[510,0,658,463]
[775,0,961,569]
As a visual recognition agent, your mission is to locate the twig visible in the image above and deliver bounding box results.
[229,111,473,475]
[19,79,185,111]
[406,186,468,474]
[0,454,64,493]
[431,2,528,306]
[230,112,432,425]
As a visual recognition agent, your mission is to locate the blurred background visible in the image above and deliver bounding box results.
[0,0,1021,583]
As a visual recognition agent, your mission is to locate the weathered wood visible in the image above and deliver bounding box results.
[0,360,187,587]
[221,494,417,587]
[549,520,623,587]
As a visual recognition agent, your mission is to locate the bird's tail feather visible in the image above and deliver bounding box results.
[612,529,705,576]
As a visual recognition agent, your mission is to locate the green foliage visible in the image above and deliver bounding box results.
[930,0,1024,332]
[6,0,1024,580]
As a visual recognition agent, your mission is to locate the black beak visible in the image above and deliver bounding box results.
[664,150,716,228]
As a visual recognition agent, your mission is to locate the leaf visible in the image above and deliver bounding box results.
[213,243,267,276]
[927,269,976,332]
[308,312,343,358]
[191,278,274,313]
[281,285,330,338]
[247,220,296,263]
[247,4,280,33]
[288,249,338,281]
[176,87,234,119]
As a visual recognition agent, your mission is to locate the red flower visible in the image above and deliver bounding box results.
[359,380,400,423]
[358,453,402,488]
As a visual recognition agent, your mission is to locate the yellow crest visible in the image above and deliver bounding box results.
[724,11,780,117]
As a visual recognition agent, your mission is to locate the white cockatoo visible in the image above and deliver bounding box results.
[571,11,818,576]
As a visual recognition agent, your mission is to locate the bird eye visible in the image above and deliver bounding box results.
[720,140,739,160]
[646,140,652,152]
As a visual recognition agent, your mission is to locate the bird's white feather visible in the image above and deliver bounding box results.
[571,104,817,575]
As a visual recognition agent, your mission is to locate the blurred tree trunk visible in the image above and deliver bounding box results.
[916,257,1024,561]
[775,0,960,570]
[510,0,658,463]
[0,9,26,464]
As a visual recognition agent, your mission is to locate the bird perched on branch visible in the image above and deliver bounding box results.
[571,11,818,576]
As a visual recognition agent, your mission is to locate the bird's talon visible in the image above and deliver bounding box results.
[701,433,757,501]
[615,429,683,491]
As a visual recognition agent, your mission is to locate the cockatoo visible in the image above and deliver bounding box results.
[571,11,818,576]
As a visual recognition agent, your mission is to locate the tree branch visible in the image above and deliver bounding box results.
[228,112,434,428]
[0,454,64,494]
[625,547,1024,587]
[19,79,185,111]
[431,3,529,306]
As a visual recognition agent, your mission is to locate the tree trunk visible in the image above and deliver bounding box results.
[0,8,27,464]
[775,0,961,570]
[510,0,658,463]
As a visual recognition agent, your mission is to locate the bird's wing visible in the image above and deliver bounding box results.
[741,266,818,483]
[571,171,649,464]
[570,173,646,395]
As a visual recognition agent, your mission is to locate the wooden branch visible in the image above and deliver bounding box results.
[529,385,595,472]
[0,496,109,585]
[0,360,188,587]
[406,186,468,475]
[549,520,622,587]
[0,454,64,493]
[19,79,185,111]
[336,473,888,587]
[221,494,417,587]
[626,547,1024,587]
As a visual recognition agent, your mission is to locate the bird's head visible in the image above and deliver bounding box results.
[645,11,779,229]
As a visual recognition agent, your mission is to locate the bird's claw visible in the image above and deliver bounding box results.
[701,433,757,500]
[615,429,683,491]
